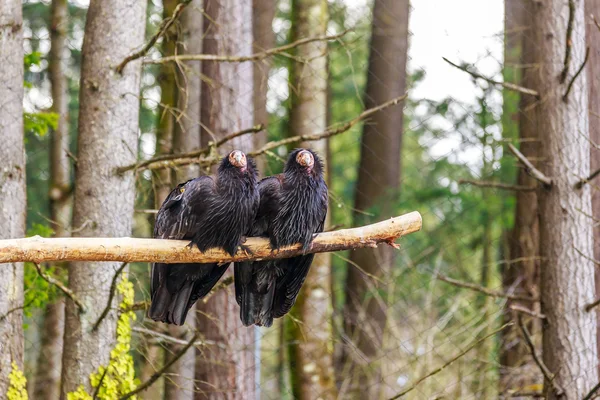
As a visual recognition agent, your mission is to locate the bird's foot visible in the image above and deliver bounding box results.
[385,239,401,250]
[238,243,255,257]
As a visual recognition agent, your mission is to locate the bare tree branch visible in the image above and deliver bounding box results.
[583,381,600,400]
[507,143,552,187]
[434,273,538,302]
[509,304,546,319]
[559,0,575,83]
[115,0,191,73]
[0,211,421,264]
[387,323,513,399]
[119,331,199,400]
[517,315,564,397]
[585,297,600,312]
[576,164,600,189]
[443,57,539,97]
[117,125,265,174]
[144,30,350,65]
[33,263,86,313]
[92,262,128,331]
[139,94,408,172]
[458,179,536,191]
[132,326,221,348]
[563,46,590,102]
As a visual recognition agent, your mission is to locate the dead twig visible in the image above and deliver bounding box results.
[434,273,538,302]
[559,0,575,83]
[115,1,191,73]
[458,179,536,191]
[507,143,552,188]
[443,57,539,97]
[92,262,128,331]
[33,263,86,313]
[583,381,600,400]
[117,125,264,174]
[576,163,600,189]
[585,297,600,312]
[130,94,408,172]
[563,46,590,102]
[509,304,546,319]
[517,315,564,397]
[387,323,513,399]
[119,331,200,399]
[145,30,350,65]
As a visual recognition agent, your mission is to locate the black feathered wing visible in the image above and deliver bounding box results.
[235,176,282,327]
[149,176,227,325]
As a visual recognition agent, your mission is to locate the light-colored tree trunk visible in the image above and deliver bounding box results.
[60,0,146,396]
[586,0,600,378]
[34,1,69,397]
[533,0,598,398]
[0,0,26,396]
[164,1,203,398]
[341,0,409,398]
[287,1,337,399]
[500,0,542,392]
[252,0,275,173]
[194,0,256,398]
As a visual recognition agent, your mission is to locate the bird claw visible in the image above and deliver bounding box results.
[385,239,401,250]
[238,243,254,257]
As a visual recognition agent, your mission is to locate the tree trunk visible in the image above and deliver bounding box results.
[252,0,275,173]
[60,0,146,395]
[500,0,542,392]
[194,0,256,398]
[154,0,177,207]
[286,1,337,399]
[586,0,600,378]
[164,1,203,398]
[0,0,26,395]
[34,1,69,397]
[341,0,409,397]
[533,0,598,398]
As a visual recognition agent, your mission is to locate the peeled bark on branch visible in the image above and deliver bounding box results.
[0,212,422,264]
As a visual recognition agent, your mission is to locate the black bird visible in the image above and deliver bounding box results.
[235,148,328,327]
[149,150,259,325]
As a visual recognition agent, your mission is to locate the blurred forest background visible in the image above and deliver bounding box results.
[2,0,600,398]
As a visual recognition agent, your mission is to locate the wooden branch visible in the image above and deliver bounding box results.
[458,179,536,191]
[434,273,538,302]
[33,263,86,312]
[559,0,575,83]
[509,304,546,319]
[585,297,600,312]
[507,143,552,187]
[119,331,200,400]
[443,57,539,97]
[92,262,128,331]
[576,164,600,189]
[115,0,191,73]
[132,326,220,348]
[116,125,264,174]
[144,30,349,65]
[563,46,590,102]
[387,323,513,399]
[583,381,600,400]
[0,212,421,264]
[141,94,408,172]
[517,315,564,397]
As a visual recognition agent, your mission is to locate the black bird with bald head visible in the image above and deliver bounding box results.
[149,150,259,325]
[234,148,328,327]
